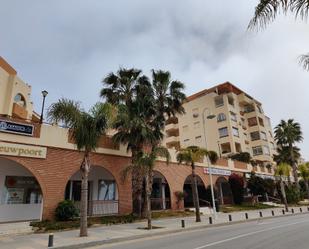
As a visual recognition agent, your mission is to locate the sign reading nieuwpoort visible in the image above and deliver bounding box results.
[0,119,34,136]
[0,142,47,159]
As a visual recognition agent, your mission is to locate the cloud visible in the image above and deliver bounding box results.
[0,0,308,158]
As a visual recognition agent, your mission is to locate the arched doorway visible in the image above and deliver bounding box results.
[183,174,208,208]
[0,157,43,222]
[65,166,119,216]
[216,177,232,205]
[151,171,171,210]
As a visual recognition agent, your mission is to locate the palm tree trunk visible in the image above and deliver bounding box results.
[80,153,90,237]
[145,170,153,229]
[290,143,300,189]
[191,163,201,222]
[280,177,288,212]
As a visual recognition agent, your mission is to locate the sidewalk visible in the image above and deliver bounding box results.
[0,206,308,249]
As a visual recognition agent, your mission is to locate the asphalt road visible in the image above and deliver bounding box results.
[91,213,309,249]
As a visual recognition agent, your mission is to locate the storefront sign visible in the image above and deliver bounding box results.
[6,188,24,204]
[0,142,47,159]
[203,167,231,176]
[0,119,34,136]
[245,173,275,180]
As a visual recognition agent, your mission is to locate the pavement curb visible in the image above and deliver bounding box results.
[52,211,309,249]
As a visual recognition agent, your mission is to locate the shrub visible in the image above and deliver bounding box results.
[285,185,301,204]
[230,152,251,163]
[208,151,219,164]
[55,200,79,221]
[264,178,276,196]
[228,173,244,205]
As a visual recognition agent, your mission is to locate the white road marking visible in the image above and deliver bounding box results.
[192,220,309,249]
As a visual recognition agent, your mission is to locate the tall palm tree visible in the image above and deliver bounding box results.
[275,163,291,212]
[274,119,303,189]
[47,99,113,237]
[299,163,309,199]
[135,146,170,229]
[273,145,301,165]
[248,0,309,70]
[101,68,186,218]
[176,146,218,222]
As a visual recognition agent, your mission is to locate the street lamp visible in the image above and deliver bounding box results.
[202,108,217,219]
[40,90,48,124]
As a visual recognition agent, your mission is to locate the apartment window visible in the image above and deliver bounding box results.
[192,108,199,118]
[257,105,263,114]
[193,121,200,129]
[230,112,237,122]
[217,113,226,122]
[252,146,263,156]
[195,136,202,144]
[183,139,190,145]
[227,95,234,106]
[248,117,258,127]
[258,117,264,127]
[221,143,232,154]
[235,142,242,153]
[244,104,255,113]
[260,131,267,141]
[214,96,224,107]
[218,127,228,138]
[232,127,239,137]
[250,131,260,141]
[182,125,189,132]
[98,180,117,200]
[263,145,270,155]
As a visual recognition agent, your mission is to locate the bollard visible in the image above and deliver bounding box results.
[291,208,294,214]
[209,217,213,225]
[48,233,54,248]
[245,213,248,220]
[307,206,309,212]
[228,214,232,222]
[282,209,285,215]
[259,211,263,218]
[181,219,185,228]
[271,210,275,216]
[300,207,303,213]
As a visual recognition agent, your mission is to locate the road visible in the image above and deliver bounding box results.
[91,213,309,249]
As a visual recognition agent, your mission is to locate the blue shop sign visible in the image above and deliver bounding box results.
[0,120,34,136]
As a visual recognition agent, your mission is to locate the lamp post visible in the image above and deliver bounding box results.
[40,90,48,124]
[202,108,217,219]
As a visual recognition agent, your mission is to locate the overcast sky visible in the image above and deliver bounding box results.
[1,0,308,159]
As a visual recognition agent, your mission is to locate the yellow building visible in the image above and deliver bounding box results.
[164,82,276,170]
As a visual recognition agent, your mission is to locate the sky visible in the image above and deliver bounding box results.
[0,0,308,159]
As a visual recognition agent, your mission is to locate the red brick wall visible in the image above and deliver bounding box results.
[1,148,233,220]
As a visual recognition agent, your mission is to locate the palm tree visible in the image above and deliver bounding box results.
[274,119,303,189]
[248,0,309,70]
[47,99,113,237]
[176,146,218,222]
[273,145,301,166]
[136,146,170,229]
[275,163,291,212]
[299,163,309,199]
[101,68,186,218]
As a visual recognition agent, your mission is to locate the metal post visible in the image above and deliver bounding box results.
[209,216,213,224]
[181,219,185,228]
[40,90,48,124]
[48,233,54,247]
[282,209,285,215]
[271,210,275,216]
[202,109,217,220]
[291,208,294,214]
[245,213,248,219]
[228,214,232,222]
[259,211,263,218]
[300,207,302,213]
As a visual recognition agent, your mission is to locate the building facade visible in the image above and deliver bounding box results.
[0,57,275,223]
[164,82,277,172]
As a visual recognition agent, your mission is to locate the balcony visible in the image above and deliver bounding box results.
[165,123,179,132]
[238,93,254,105]
[12,103,28,119]
[166,136,180,149]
